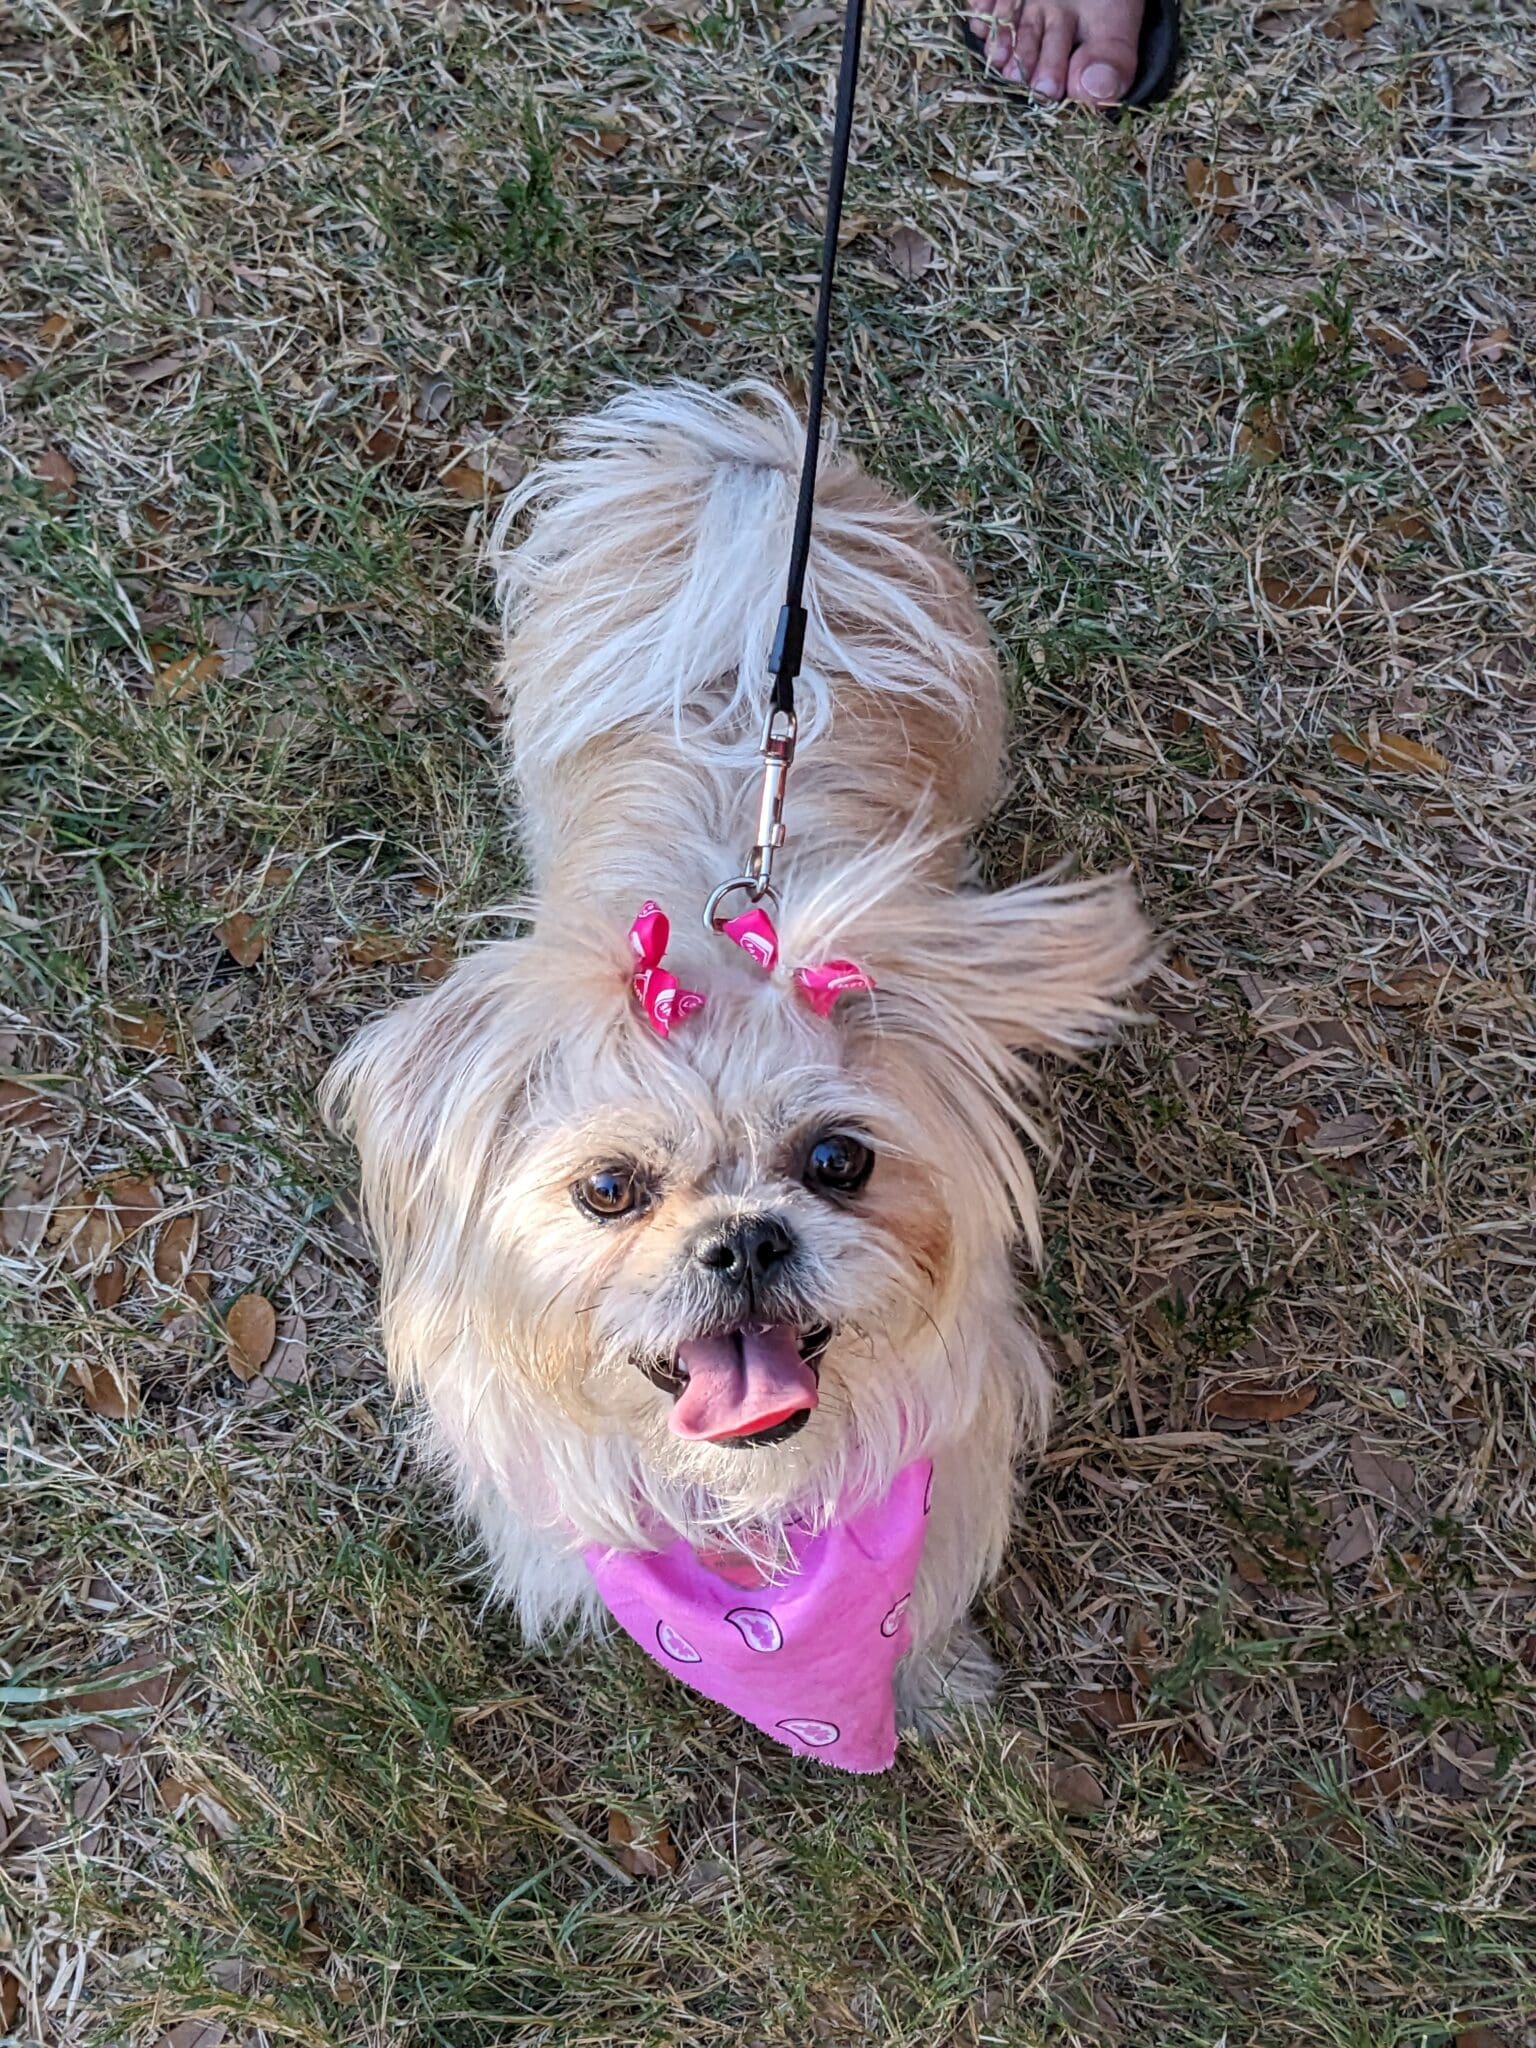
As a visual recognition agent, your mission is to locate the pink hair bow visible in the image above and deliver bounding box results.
[629,902,706,1039]
[720,907,875,1016]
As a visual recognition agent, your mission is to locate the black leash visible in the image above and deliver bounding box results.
[706,0,867,933]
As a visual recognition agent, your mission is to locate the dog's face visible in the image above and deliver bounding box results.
[326,862,1147,1522]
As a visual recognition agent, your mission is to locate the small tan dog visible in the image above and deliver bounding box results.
[325,382,1150,1738]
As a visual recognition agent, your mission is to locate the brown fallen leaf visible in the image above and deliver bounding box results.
[1199,723,1245,779]
[152,651,223,706]
[35,448,79,504]
[1372,732,1448,775]
[1325,1501,1378,1569]
[216,911,267,968]
[1466,325,1511,364]
[1207,1382,1318,1423]
[1261,576,1330,609]
[885,225,936,281]
[71,1359,139,1420]
[155,2023,227,2048]
[72,1649,178,1754]
[0,1969,18,2032]
[38,311,74,345]
[1344,1699,1405,1802]
[1185,158,1238,206]
[1348,1436,1425,1518]
[439,462,499,501]
[607,1809,679,1877]
[1237,405,1282,463]
[107,1004,172,1052]
[1454,2030,1506,2048]
[1379,510,1431,542]
[417,935,455,984]
[109,1173,162,1237]
[1359,962,1466,1011]
[1365,323,1410,356]
[1046,1761,1107,1813]
[1,1076,68,1135]
[575,126,630,157]
[1305,1112,1380,1159]
[1397,365,1431,392]
[362,420,403,462]
[154,1212,199,1289]
[226,1292,277,1379]
[346,930,418,968]
[1073,1687,1140,1732]
[0,352,32,381]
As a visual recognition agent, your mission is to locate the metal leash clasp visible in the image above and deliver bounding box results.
[704,703,797,931]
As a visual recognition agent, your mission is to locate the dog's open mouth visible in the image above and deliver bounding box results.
[643,1324,830,1447]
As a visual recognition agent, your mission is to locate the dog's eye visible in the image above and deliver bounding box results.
[573,1166,648,1221]
[803,1133,874,1198]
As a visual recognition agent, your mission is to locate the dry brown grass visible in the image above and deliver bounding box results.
[3,1,1535,2043]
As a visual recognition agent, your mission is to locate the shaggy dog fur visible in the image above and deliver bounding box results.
[325,382,1152,1725]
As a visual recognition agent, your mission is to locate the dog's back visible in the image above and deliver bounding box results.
[489,381,1005,895]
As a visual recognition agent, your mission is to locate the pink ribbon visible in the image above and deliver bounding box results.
[721,907,875,1015]
[629,902,706,1039]
[629,902,874,1036]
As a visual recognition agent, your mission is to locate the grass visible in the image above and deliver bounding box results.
[3,0,1535,2041]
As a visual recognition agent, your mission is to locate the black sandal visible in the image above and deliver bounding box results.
[957,0,1181,111]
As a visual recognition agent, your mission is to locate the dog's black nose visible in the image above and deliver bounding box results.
[693,1214,795,1289]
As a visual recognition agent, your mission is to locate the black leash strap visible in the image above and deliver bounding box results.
[706,0,866,932]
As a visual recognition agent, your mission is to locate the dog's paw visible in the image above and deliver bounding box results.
[895,1621,1001,1741]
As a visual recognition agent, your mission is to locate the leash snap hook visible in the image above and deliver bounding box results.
[748,704,797,897]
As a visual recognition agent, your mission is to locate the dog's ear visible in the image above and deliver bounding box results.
[322,938,539,1381]
[868,870,1154,1060]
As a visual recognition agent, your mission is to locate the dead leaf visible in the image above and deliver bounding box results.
[1347,962,1458,1008]
[1200,723,1244,779]
[1207,1382,1318,1423]
[1454,2030,1505,2048]
[417,375,453,422]
[1304,1112,1381,1159]
[35,448,79,504]
[0,1970,19,2031]
[1261,575,1330,609]
[107,1004,172,1052]
[346,930,417,967]
[607,1810,679,1876]
[1365,323,1411,356]
[1348,1437,1424,1517]
[1372,732,1448,775]
[439,462,499,500]
[124,351,188,386]
[1185,158,1238,206]
[1046,1761,1107,1813]
[885,225,936,281]
[1237,405,1282,463]
[417,935,454,984]
[226,1292,277,1379]
[38,311,74,345]
[71,1360,139,1420]
[109,1174,162,1236]
[156,2024,227,2048]
[0,352,32,381]
[1344,1699,1405,1802]
[216,911,267,968]
[187,981,247,1043]
[74,1767,113,1822]
[1073,1687,1140,1732]
[1396,364,1431,392]
[575,126,630,157]
[363,421,403,461]
[1323,0,1376,38]
[151,651,224,705]
[0,1076,67,1135]
[1325,1502,1378,1568]
[1466,326,1511,364]
[232,3,281,74]
[1379,510,1431,541]
[154,1212,199,1289]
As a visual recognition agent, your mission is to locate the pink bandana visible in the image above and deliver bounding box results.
[584,1460,932,1773]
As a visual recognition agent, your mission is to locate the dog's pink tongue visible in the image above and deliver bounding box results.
[669,1327,819,1441]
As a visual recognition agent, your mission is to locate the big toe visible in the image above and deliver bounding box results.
[1065,0,1144,102]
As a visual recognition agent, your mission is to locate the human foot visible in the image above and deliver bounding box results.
[966,0,1148,105]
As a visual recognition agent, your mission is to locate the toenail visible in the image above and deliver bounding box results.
[1080,61,1123,101]
[1033,73,1061,97]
